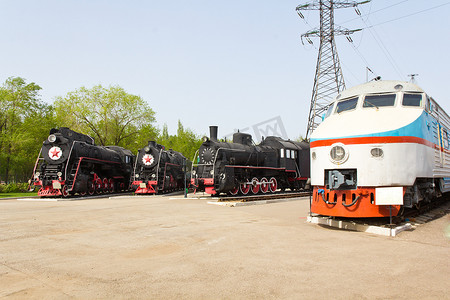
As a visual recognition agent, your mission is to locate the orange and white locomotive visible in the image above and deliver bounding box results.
[310,80,450,217]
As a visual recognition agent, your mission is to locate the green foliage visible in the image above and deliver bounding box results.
[157,121,203,162]
[53,85,158,152]
[295,135,308,142]
[0,182,29,193]
[1,78,203,184]
[0,77,56,183]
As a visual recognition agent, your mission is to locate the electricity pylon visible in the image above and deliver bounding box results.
[297,0,370,139]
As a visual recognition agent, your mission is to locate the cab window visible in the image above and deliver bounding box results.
[403,93,422,107]
[444,130,449,150]
[335,97,358,114]
[363,94,395,108]
[324,103,335,118]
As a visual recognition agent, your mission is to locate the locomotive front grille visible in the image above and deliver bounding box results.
[198,165,213,178]
[43,165,62,178]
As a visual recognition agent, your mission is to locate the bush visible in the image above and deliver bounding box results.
[1,183,30,193]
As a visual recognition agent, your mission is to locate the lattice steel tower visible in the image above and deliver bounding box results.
[297,0,370,139]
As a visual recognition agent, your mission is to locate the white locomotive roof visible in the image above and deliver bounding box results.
[336,80,424,101]
[311,80,426,140]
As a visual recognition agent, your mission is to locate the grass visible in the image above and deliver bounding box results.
[0,192,38,198]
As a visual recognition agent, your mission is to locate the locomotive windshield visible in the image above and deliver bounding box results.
[402,93,422,107]
[363,94,395,108]
[324,103,335,119]
[335,97,358,114]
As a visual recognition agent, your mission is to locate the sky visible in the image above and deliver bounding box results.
[1,0,449,140]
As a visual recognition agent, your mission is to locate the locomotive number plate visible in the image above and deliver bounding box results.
[140,183,147,188]
[52,181,62,189]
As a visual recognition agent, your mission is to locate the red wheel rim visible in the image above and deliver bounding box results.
[95,178,102,194]
[88,181,95,195]
[251,177,260,194]
[103,178,109,192]
[61,185,69,198]
[260,177,269,193]
[240,182,250,195]
[109,178,115,193]
[269,177,277,193]
[229,187,239,196]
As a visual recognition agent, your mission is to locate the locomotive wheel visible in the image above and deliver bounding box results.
[251,177,260,194]
[229,187,239,196]
[102,178,109,193]
[95,178,103,194]
[269,177,277,193]
[260,177,269,193]
[61,185,69,198]
[240,182,250,195]
[88,181,95,196]
[109,178,115,193]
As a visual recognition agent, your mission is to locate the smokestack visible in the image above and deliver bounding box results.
[209,126,218,141]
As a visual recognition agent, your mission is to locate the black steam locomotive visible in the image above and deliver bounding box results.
[191,126,310,195]
[132,141,189,194]
[32,127,135,197]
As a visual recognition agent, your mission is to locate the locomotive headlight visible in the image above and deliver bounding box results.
[35,172,40,177]
[57,172,62,177]
[151,174,156,178]
[371,147,384,158]
[192,170,196,176]
[144,146,150,152]
[329,143,349,164]
[135,174,140,178]
[202,136,209,143]
[48,134,57,143]
[210,170,214,175]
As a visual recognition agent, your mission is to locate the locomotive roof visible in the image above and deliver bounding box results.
[106,146,134,156]
[50,127,95,145]
[335,80,424,101]
[262,136,308,150]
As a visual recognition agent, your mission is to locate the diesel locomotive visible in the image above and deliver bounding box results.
[32,127,135,197]
[191,126,310,195]
[132,141,189,194]
[310,80,450,217]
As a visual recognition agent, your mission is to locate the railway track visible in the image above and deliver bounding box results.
[217,191,311,202]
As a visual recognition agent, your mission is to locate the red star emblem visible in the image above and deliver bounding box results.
[142,154,154,166]
[48,146,62,160]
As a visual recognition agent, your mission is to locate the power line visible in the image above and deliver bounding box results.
[358,15,405,79]
[339,0,411,25]
[362,2,450,29]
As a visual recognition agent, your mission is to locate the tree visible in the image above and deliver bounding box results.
[53,85,158,152]
[157,120,203,162]
[0,77,55,183]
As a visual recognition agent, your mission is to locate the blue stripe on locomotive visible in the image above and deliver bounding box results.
[311,111,440,145]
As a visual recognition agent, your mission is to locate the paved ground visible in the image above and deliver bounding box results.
[0,195,449,299]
